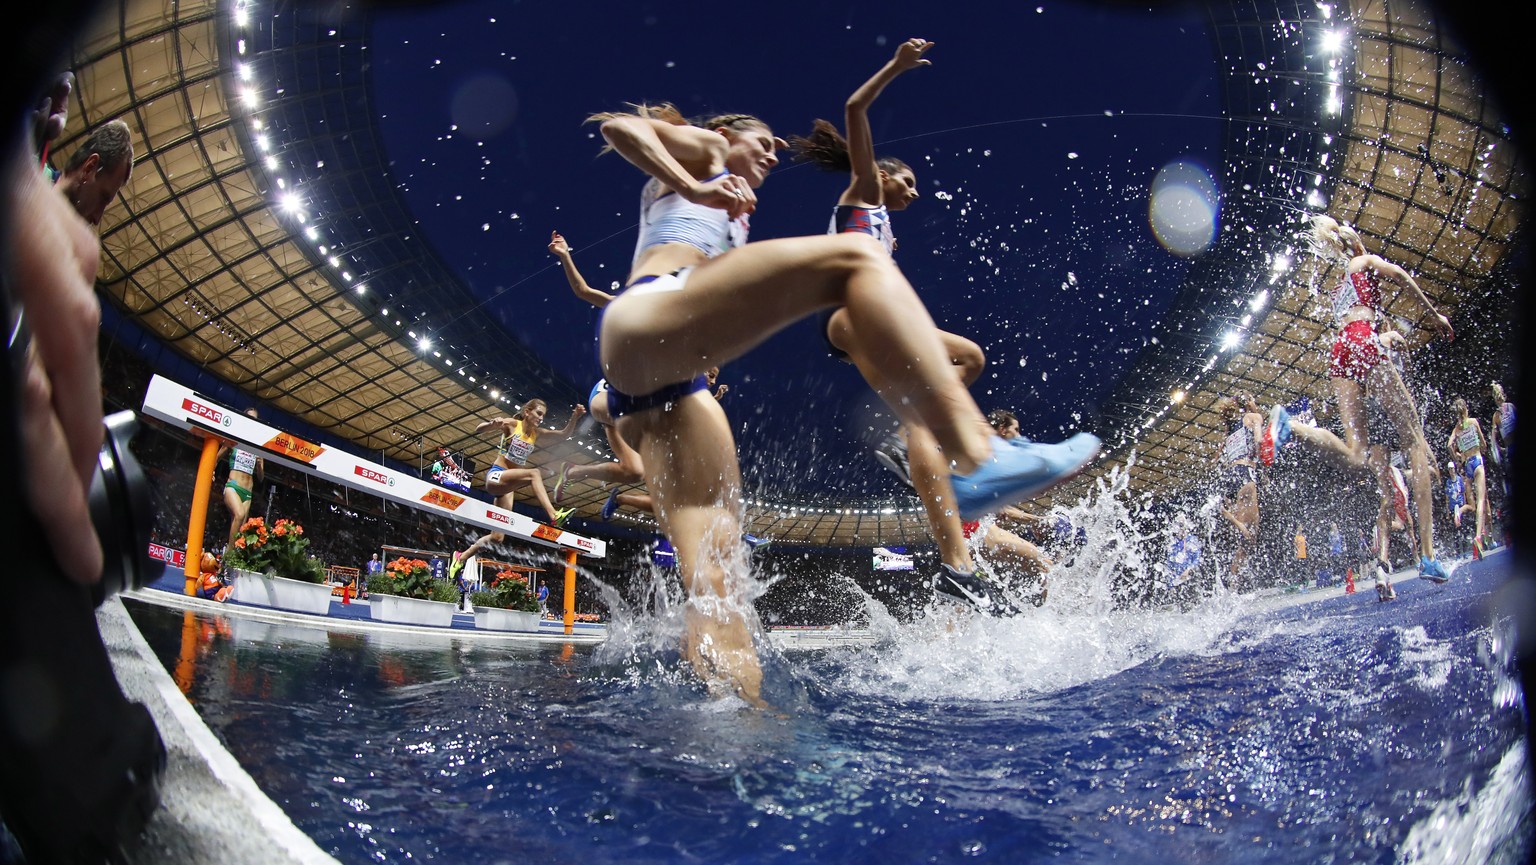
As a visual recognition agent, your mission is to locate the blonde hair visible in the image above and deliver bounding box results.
[514,399,547,423]
[1309,214,1363,261]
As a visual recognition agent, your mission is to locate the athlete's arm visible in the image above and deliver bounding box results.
[549,231,615,308]
[599,116,753,218]
[541,404,587,443]
[841,38,932,208]
[474,417,508,434]
[1366,254,1453,341]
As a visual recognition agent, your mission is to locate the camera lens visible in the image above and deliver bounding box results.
[87,409,154,606]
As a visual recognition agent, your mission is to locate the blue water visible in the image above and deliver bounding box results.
[126,555,1530,864]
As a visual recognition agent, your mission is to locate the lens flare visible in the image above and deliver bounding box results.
[1148,159,1220,257]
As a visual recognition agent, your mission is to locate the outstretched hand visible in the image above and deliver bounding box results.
[548,230,570,258]
[892,38,934,71]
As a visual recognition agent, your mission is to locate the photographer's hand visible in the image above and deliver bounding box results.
[9,147,105,584]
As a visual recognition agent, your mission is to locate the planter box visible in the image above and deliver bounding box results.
[370,593,457,628]
[473,606,542,632]
[229,570,334,615]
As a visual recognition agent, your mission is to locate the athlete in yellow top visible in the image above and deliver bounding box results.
[451,399,583,579]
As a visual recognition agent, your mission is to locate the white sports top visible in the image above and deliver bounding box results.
[632,173,749,268]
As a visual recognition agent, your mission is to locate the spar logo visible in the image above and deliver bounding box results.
[181,398,223,426]
[574,537,596,551]
[354,465,389,486]
[487,509,511,526]
[421,488,465,510]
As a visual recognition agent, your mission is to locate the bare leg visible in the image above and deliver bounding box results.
[601,235,994,471]
[616,492,655,514]
[459,530,504,563]
[492,466,559,523]
[1370,364,1436,559]
[905,425,974,571]
[1225,480,1258,574]
[980,523,1051,578]
[568,424,645,485]
[223,485,250,547]
[1284,378,1372,473]
[827,311,980,573]
[617,392,762,704]
[1472,464,1488,542]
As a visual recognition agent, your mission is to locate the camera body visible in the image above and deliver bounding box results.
[0,405,166,860]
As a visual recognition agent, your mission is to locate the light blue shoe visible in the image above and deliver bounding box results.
[1260,404,1292,465]
[1418,556,1451,584]
[951,433,1101,521]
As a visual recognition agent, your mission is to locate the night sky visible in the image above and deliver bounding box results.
[368,0,1224,502]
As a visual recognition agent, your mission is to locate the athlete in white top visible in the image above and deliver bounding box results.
[588,100,1098,703]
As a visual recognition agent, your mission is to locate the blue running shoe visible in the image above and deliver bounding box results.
[742,533,771,551]
[600,487,621,521]
[1260,405,1292,466]
[1418,556,1451,584]
[951,433,1100,521]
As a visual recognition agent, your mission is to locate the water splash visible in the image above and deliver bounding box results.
[811,458,1250,703]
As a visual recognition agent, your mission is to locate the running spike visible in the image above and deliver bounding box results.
[600,487,621,521]
[1259,405,1292,466]
[933,563,1020,617]
[552,507,575,528]
[951,433,1100,521]
[1417,556,1451,584]
[873,433,914,490]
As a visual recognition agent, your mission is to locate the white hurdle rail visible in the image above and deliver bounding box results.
[141,374,605,558]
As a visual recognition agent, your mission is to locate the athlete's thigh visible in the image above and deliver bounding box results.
[601,234,885,383]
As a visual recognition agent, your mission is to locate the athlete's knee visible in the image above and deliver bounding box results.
[941,333,986,384]
[825,233,893,278]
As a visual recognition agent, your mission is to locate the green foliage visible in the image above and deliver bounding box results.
[375,556,458,602]
[222,517,326,583]
[470,570,539,612]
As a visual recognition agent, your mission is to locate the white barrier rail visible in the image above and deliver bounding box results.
[141,374,605,558]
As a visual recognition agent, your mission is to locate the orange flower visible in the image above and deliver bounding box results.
[234,538,246,549]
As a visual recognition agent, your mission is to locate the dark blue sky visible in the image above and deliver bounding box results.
[368,0,1223,502]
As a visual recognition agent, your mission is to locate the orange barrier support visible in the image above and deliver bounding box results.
[562,549,578,635]
[184,434,223,595]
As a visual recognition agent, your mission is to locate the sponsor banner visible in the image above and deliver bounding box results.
[180,398,224,426]
[873,546,914,572]
[141,375,606,557]
[265,431,326,464]
[354,464,392,486]
[421,488,466,510]
[147,543,186,568]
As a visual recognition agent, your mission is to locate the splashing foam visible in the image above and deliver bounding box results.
[587,517,773,702]
[820,459,1250,703]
